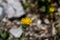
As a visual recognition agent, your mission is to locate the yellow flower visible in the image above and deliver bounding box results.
[49,7,55,12]
[20,18,32,25]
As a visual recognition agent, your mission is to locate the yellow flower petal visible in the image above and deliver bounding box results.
[20,18,32,25]
[49,7,55,12]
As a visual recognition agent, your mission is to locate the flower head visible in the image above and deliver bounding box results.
[49,7,55,12]
[20,18,32,25]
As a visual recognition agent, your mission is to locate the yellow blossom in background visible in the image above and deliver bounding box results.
[49,7,55,12]
[20,18,32,25]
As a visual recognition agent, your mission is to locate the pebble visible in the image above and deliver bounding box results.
[9,26,23,38]
[44,19,50,24]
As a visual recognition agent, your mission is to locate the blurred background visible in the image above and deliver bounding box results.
[0,0,60,40]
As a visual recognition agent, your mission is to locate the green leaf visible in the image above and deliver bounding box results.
[23,3,30,9]
[9,38,19,40]
[20,35,24,40]
[41,0,45,2]
[36,0,40,5]
[40,6,46,12]
[0,38,3,40]
[22,25,29,31]
[0,31,8,39]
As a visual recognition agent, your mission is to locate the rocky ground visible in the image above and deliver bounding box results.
[0,0,60,40]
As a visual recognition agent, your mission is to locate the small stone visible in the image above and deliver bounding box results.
[58,8,60,12]
[30,33,33,36]
[13,20,20,25]
[16,22,20,25]
[25,33,29,37]
[37,19,42,25]
[2,18,7,22]
[52,26,56,35]
[24,38,28,40]
[9,26,23,38]
[44,19,50,24]
[45,39,48,40]
[5,0,25,18]
[29,37,33,40]
[34,27,38,31]
[26,13,32,18]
